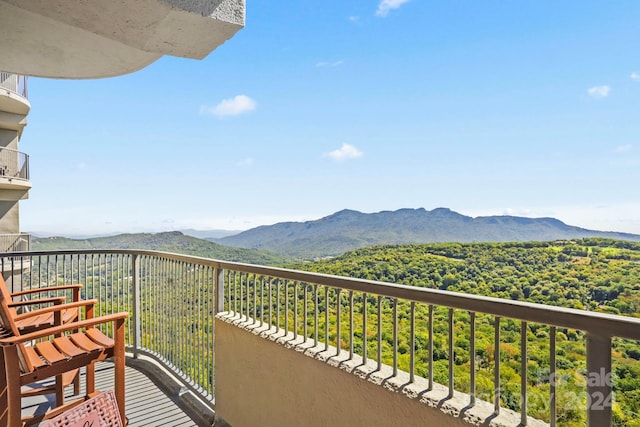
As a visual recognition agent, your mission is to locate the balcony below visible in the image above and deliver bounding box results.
[0,233,29,253]
[0,147,29,191]
[0,73,29,118]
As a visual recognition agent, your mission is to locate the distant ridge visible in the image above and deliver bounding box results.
[211,207,640,259]
[31,231,286,265]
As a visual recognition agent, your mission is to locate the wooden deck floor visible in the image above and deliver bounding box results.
[22,362,200,426]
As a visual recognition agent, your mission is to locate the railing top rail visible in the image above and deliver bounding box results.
[4,249,640,340]
[0,147,28,155]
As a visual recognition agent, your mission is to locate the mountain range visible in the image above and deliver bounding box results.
[31,231,286,265]
[210,208,640,259]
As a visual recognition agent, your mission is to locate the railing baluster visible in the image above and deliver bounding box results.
[324,286,329,352]
[132,254,140,358]
[91,254,96,303]
[260,277,265,327]
[428,304,434,390]
[294,282,298,339]
[470,311,476,406]
[393,298,398,376]
[377,295,382,371]
[448,308,454,398]
[253,274,257,324]
[62,255,66,287]
[214,267,224,314]
[276,280,281,334]
[228,270,232,313]
[245,272,250,321]
[268,278,273,328]
[161,257,166,358]
[410,301,415,383]
[314,285,319,346]
[285,280,289,336]
[46,254,50,287]
[349,290,354,360]
[201,265,206,392]
[336,288,342,356]
[233,271,238,315]
[521,321,528,426]
[171,260,176,359]
[494,316,501,416]
[550,326,556,427]
[304,284,308,341]
[362,292,368,364]
[240,272,245,320]
[179,260,184,365]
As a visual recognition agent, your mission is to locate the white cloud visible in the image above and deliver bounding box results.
[614,144,633,153]
[587,85,611,98]
[325,143,364,161]
[348,16,360,22]
[376,0,411,17]
[200,95,256,118]
[236,157,254,167]
[316,60,344,68]
[631,72,640,81]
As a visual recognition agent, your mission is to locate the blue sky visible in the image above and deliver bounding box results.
[21,1,640,235]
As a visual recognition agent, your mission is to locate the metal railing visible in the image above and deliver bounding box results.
[0,147,29,180]
[1,249,638,426]
[0,234,30,252]
[0,72,28,98]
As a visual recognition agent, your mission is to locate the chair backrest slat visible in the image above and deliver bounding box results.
[0,275,34,373]
[0,275,19,325]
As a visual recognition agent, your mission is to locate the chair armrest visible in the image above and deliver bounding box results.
[0,312,130,344]
[13,299,97,321]
[8,296,66,308]
[11,284,83,298]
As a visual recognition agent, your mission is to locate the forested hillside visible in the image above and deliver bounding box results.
[31,231,288,265]
[292,238,640,426]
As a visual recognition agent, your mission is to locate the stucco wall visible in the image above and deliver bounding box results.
[215,315,546,427]
[0,202,18,233]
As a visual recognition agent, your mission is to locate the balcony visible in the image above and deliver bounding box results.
[3,249,638,426]
[0,73,27,98]
[0,72,29,123]
[0,147,30,191]
[0,233,29,252]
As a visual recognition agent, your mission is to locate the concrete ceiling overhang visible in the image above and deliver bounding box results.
[0,0,245,79]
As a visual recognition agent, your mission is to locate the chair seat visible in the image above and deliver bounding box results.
[15,307,79,335]
[20,328,111,382]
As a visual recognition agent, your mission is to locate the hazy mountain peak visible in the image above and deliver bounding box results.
[213,207,640,259]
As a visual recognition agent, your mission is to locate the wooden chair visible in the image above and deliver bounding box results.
[0,277,84,397]
[0,286,129,427]
[0,277,83,334]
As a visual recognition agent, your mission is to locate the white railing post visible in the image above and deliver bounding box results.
[586,333,612,427]
[132,254,141,358]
